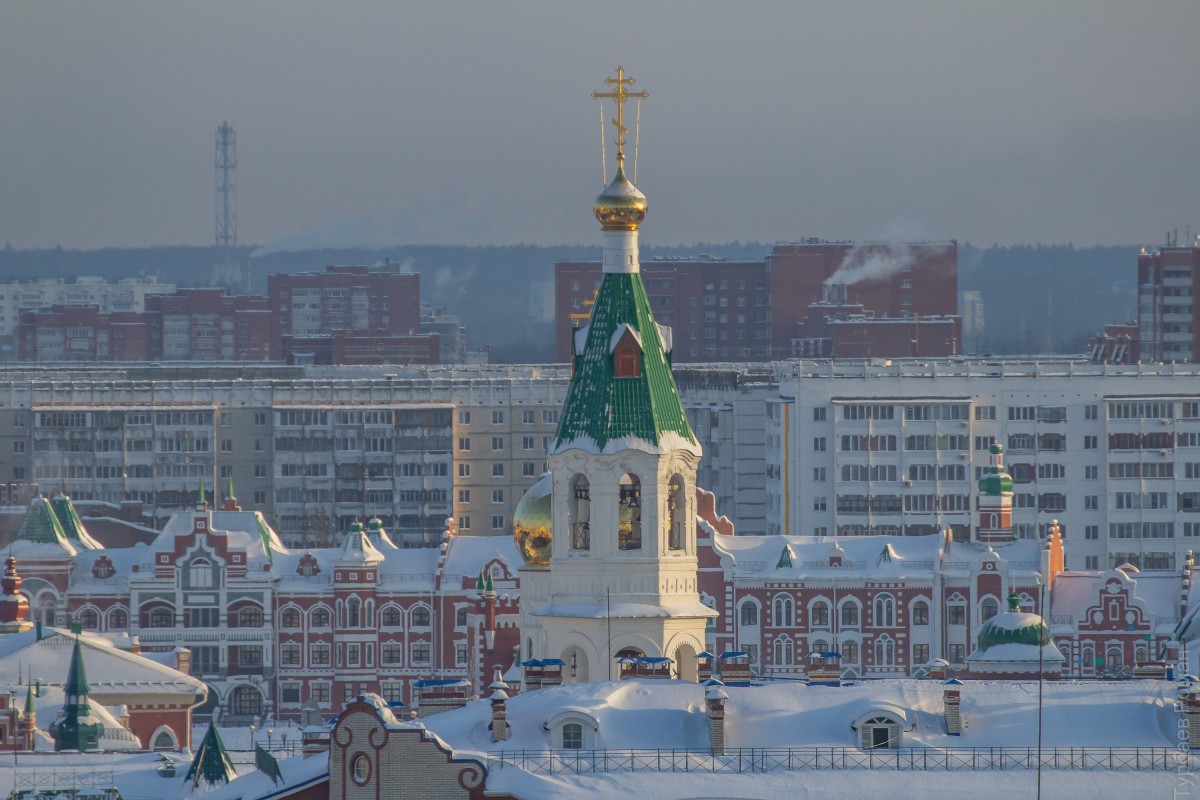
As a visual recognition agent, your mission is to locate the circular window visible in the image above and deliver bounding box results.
[351,754,372,785]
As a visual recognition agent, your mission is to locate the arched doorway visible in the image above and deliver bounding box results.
[562,645,589,684]
[674,643,698,682]
[230,685,264,719]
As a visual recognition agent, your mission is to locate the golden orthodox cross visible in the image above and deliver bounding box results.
[592,66,648,164]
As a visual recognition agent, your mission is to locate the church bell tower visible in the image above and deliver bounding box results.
[516,68,714,683]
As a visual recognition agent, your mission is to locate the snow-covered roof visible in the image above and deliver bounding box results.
[151,510,281,570]
[712,532,1045,580]
[419,677,1177,755]
[439,535,520,586]
[0,752,194,800]
[1051,568,1184,626]
[70,545,148,595]
[17,683,141,751]
[271,534,516,593]
[203,749,329,800]
[0,627,206,697]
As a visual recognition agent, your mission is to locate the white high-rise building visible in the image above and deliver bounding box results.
[765,359,1200,571]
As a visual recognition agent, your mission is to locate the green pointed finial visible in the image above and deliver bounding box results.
[64,635,91,700]
[24,684,34,714]
[198,480,207,506]
[485,572,495,593]
[227,473,235,501]
[776,545,793,569]
[476,570,485,591]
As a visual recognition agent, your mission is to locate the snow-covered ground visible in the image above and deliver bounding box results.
[486,767,1180,799]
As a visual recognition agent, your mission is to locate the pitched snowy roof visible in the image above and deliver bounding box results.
[0,627,205,696]
[712,532,1046,580]
[439,535,521,586]
[1051,568,1183,626]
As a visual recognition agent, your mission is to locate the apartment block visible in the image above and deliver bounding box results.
[1137,243,1200,363]
[766,359,1200,571]
[0,363,766,547]
[0,275,175,339]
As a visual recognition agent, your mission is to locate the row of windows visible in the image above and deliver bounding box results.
[278,641,444,668]
[278,604,441,629]
[741,592,1031,629]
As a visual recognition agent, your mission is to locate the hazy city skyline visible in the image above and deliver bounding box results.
[2,1,1198,251]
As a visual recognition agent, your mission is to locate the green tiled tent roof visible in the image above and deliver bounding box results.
[14,498,72,548]
[50,496,103,550]
[553,271,698,454]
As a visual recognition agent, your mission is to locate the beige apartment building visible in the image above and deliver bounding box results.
[0,363,772,546]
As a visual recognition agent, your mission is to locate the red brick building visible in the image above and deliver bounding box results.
[268,266,422,343]
[555,241,958,362]
[556,257,770,362]
[145,289,274,361]
[17,306,151,362]
[1136,244,1200,363]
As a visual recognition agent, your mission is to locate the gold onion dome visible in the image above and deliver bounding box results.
[593,164,647,231]
[512,472,553,566]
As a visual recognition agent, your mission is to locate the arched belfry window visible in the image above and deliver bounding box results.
[618,474,642,551]
[667,475,686,551]
[347,597,361,628]
[570,474,591,551]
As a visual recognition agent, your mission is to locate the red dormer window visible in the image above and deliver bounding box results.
[92,555,115,580]
[613,331,642,378]
[297,553,320,577]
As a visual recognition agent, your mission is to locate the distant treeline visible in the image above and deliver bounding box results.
[0,241,1139,363]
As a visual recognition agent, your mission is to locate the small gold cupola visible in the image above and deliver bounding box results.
[592,66,648,231]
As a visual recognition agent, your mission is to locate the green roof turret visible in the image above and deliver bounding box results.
[977,443,1013,495]
[49,636,105,751]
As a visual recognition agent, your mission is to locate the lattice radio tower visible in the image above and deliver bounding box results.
[210,122,246,293]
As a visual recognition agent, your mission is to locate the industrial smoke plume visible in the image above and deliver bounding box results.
[824,243,915,287]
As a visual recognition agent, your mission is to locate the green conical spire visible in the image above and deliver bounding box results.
[24,684,34,715]
[552,271,698,454]
[64,635,90,700]
[485,572,495,593]
[227,473,236,502]
[476,570,485,591]
[185,722,237,787]
[198,480,207,507]
[776,545,794,569]
[49,636,104,751]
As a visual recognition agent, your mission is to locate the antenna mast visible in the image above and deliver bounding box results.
[211,122,244,293]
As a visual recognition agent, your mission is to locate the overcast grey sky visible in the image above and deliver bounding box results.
[2,1,1198,251]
